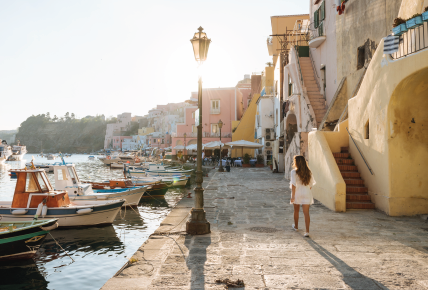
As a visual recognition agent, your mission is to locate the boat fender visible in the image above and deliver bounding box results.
[41,222,58,231]
[12,209,28,215]
[76,208,93,215]
[35,203,43,217]
[42,205,48,217]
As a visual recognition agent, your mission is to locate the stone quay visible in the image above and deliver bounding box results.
[102,167,428,289]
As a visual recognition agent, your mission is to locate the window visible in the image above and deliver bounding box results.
[288,75,293,96]
[314,1,325,30]
[68,167,77,184]
[357,46,365,70]
[365,120,370,139]
[192,125,197,133]
[211,124,219,134]
[162,139,165,144]
[25,173,39,192]
[57,169,68,181]
[192,112,195,119]
[211,100,220,114]
[36,172,48,191]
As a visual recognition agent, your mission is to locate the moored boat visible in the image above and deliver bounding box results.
[0,168,125,227]
[0,219,58,260]
[7,141,27,161]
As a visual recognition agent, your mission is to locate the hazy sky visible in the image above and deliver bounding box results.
[0,0,307,130]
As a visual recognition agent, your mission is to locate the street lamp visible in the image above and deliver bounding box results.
[186,26,211,235]
[183,133,187,159]
[218,119,224,172]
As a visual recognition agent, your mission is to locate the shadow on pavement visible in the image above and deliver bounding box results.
[185,235,212,289]
[305,238,389,290]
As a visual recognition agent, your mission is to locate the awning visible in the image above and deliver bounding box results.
[203,141,230,149]
[225,140,264,148]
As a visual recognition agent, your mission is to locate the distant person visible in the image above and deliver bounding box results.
[290,155,315,237]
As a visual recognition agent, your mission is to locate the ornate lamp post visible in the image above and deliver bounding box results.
[183,133,187,158]
[218,119,224,172]
[186,26,211,235]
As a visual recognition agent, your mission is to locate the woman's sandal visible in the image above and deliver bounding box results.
[292,224,298,231]
[304,232,309,237]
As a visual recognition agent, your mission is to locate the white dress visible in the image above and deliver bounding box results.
[290,169,316,205]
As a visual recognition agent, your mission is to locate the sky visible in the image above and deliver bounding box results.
[0,0,308,130]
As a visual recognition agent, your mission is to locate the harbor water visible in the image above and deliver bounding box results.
[0,154,189,290]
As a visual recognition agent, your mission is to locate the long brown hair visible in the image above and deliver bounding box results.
[293,155,312,186]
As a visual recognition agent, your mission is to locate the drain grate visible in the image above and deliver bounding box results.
[249,227,279,233]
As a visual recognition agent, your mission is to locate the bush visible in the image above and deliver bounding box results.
[393,17,406,27]
[256,154,264,164]
[243,153,250,164]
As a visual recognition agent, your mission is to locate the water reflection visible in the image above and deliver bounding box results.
[0,154,189,290]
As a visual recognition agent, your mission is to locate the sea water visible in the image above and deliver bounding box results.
[0,154,188,290]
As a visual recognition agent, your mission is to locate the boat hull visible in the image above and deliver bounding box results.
[0,219,57,260]
[143,184,168,197]
[69,187,147,207]
[0,200,124,227]
[100,158,121,165]
[7,153,25,161]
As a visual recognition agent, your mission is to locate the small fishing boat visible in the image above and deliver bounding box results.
[99,153,121,165]
[132,175,188,188]
[25,163,53,173]
[0,167,125,227]
[46,154,56,160]
[53,160,147,207]
[86,178,169,197]
[0,219,58,260]
[0,140,12,163]
[140,164,193,177]
[88,156,95,160]
[7,141,27,161]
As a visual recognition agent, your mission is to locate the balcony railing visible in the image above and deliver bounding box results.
[307,21,324,41]
[391,22,427,60]
[210,108,220,114]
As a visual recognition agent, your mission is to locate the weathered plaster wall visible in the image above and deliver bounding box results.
[348,38,428,216]
[398,0,428,19]
[319,77,348,130]
[309,0,338,106]
[336,0,402,100]
[284,132,308,179]
[308,120,348,212]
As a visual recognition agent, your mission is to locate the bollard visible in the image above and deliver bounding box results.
[187,192,192,198]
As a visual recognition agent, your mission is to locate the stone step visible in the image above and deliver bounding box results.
[308,98,325,104]
[333,153,350,158]
[344,179,365,186]
[339,165,358,171]
[346,185,368,193]
[311,104,325,110]
[346,193,372,201]
[308,93,324,99]
[335,158,354,165]
[313,109,327,116]
[341,172,360,179]
[346,201,376,209]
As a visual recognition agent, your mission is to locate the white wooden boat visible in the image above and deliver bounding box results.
[46,154,56,160]
[8,142,27,161]
[52,162,146,207]
[0,140,12,162]
[145,164,193,177]
[0,168,125,227]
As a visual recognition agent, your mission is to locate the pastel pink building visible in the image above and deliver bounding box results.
[172,82,251,156]
[111,136,132,150]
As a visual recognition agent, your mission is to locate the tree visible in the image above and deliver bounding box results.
[71,113,75,119]
[65,112,70,121]
[46,112,51,121]
[53,115,58,122]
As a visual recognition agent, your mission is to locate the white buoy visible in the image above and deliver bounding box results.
[42,205,48,217]
[35,203,43,217]
[76,208,93,215]
[12,209,28,215]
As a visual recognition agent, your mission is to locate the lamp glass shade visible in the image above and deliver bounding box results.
[190,27,211,63]
[218,119,223,129]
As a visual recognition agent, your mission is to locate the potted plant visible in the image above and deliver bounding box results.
[406,13,423,29]
[242,153,251,168]
[392,17,407,35]
[267,160,273,170]
[422,6,428,22]
[255,154,264,167]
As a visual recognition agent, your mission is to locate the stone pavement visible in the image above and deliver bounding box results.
[102,167,428,289]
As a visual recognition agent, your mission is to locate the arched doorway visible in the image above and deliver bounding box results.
[387,67,428,214]
[285,113,298,153]
[187,139,197,146]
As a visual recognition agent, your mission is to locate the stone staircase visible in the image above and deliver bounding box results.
[299,57,327,125]
[334,147,375,210]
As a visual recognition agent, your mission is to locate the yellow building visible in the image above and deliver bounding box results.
[309,1,428,216]
[231,93,261,157]
[137,127,154,136]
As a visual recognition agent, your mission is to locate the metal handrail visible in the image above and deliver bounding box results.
[391,22,427,60]
[346,127,374,175]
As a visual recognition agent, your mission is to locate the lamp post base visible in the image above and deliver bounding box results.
[186,208,210,235]
[218,166,224,172]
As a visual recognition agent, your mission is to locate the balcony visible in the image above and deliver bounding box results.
[308,21,326,48]
[261,86,275,97]
[390,22,428,60]
[210,108,220,114]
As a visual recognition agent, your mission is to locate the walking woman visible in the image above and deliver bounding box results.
[290,155,315,237]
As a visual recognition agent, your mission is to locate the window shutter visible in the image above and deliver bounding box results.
[321,1,325,21]
[314,10,319,29]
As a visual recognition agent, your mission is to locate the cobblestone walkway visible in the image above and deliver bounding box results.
[103,168,428,290]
